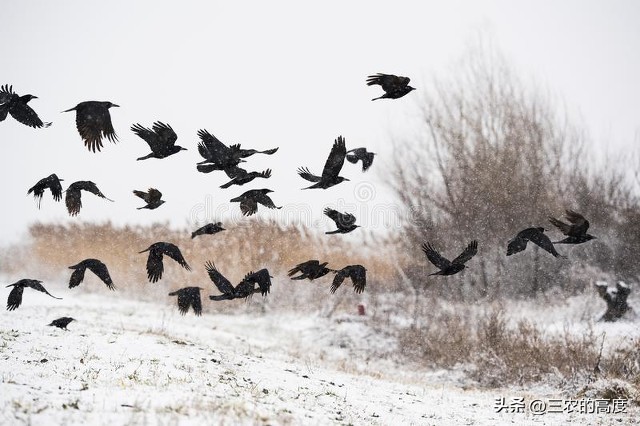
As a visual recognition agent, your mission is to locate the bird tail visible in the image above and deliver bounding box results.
[209,294,233,301]
[136,206,145,210]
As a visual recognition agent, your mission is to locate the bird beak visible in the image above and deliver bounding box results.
[32,96,39,99]
[181,147,188,151]
[112,104,120,107]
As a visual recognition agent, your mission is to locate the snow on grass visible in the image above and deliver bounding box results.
[1,288,638,425]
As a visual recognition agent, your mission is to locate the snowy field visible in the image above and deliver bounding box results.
[1,288,638,425]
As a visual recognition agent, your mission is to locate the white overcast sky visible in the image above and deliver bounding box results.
[1,0,639,245]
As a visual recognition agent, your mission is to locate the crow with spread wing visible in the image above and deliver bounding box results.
[298,136,350,189]
[65,181,113,216]
[548,210,597,244]
[28,174,64,208]
[131,121,186,160]
[63,101,119,152]
[0,84,51,128]
[139,242,191,283]
[422,240,478,276]
[507,227,564,258]
[68,258,115,290]
[366,73,415,101]
[6,279,61,311]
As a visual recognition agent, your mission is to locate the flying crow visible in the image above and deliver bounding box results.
[422,240,478,276]
[68,258,115,290]
[133,188,165,210]
[65,181,113,216]
[330,265,367,294]
[507,227,564,258]
[63,101,119,152]
[288,260,334,281]
[168,287,203,316]
[0,84,51,128]
[549,210,597,244]
[27,174,63,208]
[230,189,281,216]
[191,222,225,239]
[346,148,376,171]
[131,121,186,160]
[139,242,191,283]
[298,136,349,189]
[366,73,415,101]
[324,208,359,234]
[6,279,61,311]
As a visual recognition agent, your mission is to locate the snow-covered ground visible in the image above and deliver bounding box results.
[1,289,638,425]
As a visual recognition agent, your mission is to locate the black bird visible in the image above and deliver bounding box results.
[422,240,478,276]
[230,144,279,159]
[133,188,165,210]
[131,121,186,160]
[6,279,61,311]
[205,262,271,301]
[68,258,115,290]
[65,181,113,216]
[27,173,64,208]
[63,101,119,152]
[330,265,367,294]
[288,260,334,281]
[298,136,349,189]
[0,84,51,128]
[48,317,75,330]
[230,189,282,216]
[139,242,191,283]
[346,148,376,171]
[549,210,597,244]
[168,287,203,316]
[220,168,272,189]
[191,222,225,239]
[196,129,243,169]
[366,73,415,101]
[324,208,359,234]
[507,227,565,258]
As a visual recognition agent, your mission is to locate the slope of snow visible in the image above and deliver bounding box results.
[0,291,637,425]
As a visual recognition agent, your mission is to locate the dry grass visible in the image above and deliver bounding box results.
[399,307,640,392]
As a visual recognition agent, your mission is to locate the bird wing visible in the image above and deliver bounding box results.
[506,236,527,256]
[87,260,115,290]
[169,289,190,315]
[68,265,87,288]
[131,123,161,152]
[6,285,24,311]
[147,188,162,203]
[190,289,203,316]
[320,136,347,179]
[145,249,164,283]
[421,242,452,269]
[348,265,366,294]
[256,193,280,210]
[288,260,320,276]
[9,101,48,128]
[330,269,348,294]
[323,208,356,228]
[297,167,322,182]
[0,84,16,104]
[205,261,235,295]
[79,181,112,201]
[224,166,248,179]
[26,281,62,299]
[564,210,590,235]
[162,244,191,270]
[133,190,149,202]
[244,269,271,296]
[526,230,562,258]
[366,74,409,91]
[76,104,118,153]
[239,198,258,216]
[197,129,231,161]
[152,121,177,147]
[451,240,478,266]
[65,186,82,216]
[346,148,375,171]
[233,279,256,299]
[49,175,63,202]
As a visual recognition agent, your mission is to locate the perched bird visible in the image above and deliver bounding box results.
[230,189,281,216]
[0,84,51,128]
[133,188,165,210]
[288,260,334,281]
[422,240,478,276]
[366,73,415,101]
[48,317,75,330]
[27,173,64,208]
[231,144,279,158]
[6,279,61,311]
[298,136,349,189]
[65,181,113,216]
[206,261,271,301]
[131,121,186,160]
[549,210,597,244]
[139,242,191,283]
[324,208,359,234]
[191,222,225,239]
[507,227,564,258]
[196,129,242,169]
[346,148,376,171]
[220,168,272,189]
[330,265,367,294]
[168,287,203,316]
[63,101,119,152]
[68,258,115,290]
